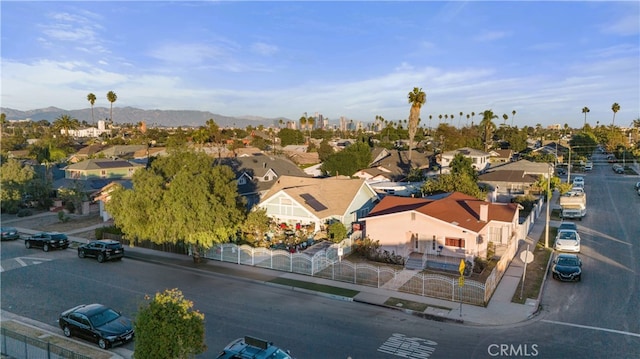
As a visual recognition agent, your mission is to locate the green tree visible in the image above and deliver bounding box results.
[479,110,498,151]
[581,106,590,127]
[242,208,271,246]
[407,87,426,162]
[106,150,246,261]
[87,93,97,123]
[317,139,334,162]
[320,140,371,176]
[277,128,305,146]
[134,288,206,359]
[450,153,478,182]
[107,90,118,123]
[611,102,620,126]
[421,172,485,199]
[52,114,80,137]
[0,159,36,212]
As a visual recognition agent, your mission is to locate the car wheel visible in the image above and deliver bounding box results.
[97,253,105,263]
[63,326,72,337]
[25,241,31,249]
[43,244,50,252]
[576,275,581,282]
[552,273,558,280]
[78,250,85,258]
[98,338,108,349]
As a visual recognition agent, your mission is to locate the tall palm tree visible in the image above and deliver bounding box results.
[428,115,433,134]
[502,113,508,127]
[479,110,498,152]
[458,111,463,128]
[466,113,470,126]
[307,116,315,138]
[106,91,117,123]
[581,107,590,127]
[299,116,307,132]
[407,87,426,162]
[53,114,80,137]
[471,111,476,125]
[438,114,443,125]
[87,93,96,123]
[611,102,620,126]
[511,110,516,127]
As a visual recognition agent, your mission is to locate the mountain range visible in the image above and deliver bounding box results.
[1,106,287,129]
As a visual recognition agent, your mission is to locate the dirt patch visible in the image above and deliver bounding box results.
[1,320,112,359]
[3,211,107,240]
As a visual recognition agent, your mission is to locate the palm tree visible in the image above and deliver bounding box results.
[299,115,307,132]
[479,110,498,152]
[471,111,476,125]
[307,116,315,138]
[278,118,284,128]
[87,93,96,123]
[511,110,516,127]
[611,103,620,126]
[458,111,463,128]
[428,115,433,134]
[466,113,470,126]
[106,91,117,123]
[438,114,443,125]
[53,114,80,137]
[502,113,508,127]
[581,107,590,127]
[407,87,427,162]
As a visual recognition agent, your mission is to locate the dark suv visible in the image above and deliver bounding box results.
[78,240,124,262]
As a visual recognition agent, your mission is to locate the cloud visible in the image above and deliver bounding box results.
[251,42,278,56]
[600,14,640,36]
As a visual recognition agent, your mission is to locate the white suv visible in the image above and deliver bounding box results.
[572,176,585,187]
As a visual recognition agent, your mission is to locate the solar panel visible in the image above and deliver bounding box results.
[300,193,328,211]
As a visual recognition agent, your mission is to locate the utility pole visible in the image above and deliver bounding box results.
[545,164,551,248]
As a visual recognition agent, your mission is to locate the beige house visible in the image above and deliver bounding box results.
[362,192,519,265]
[257,175,379,233]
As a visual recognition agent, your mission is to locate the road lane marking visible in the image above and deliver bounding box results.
[15,257,27,267]
[378,333,437,358]
[542,319,640,338]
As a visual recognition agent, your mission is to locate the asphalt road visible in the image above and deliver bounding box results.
[2,159,639,358]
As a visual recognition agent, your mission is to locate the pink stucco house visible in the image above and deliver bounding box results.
[362,192,519,268]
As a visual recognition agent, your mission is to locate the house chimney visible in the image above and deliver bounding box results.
[480,204,489,222]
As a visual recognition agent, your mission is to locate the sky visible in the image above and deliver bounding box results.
[1,1,639,128]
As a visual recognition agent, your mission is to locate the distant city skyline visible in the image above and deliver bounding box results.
[1,1,638,128]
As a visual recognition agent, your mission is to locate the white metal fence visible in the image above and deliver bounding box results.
[204,236,488,306]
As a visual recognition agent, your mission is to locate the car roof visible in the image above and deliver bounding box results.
[220,337,287,359]
[70,303,110,316]
[557,253,579,259]
[1,227,17,230]
[92,239,120,244]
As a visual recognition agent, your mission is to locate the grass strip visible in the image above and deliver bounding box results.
[511,228,555,304]
[384,297,429,312]
[269,277,359,298]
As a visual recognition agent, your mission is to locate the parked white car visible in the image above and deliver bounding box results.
[555,229,581,253]
[584,162,593,171]
[572,176,585,187]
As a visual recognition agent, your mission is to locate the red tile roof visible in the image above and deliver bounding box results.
[366,192,518,232]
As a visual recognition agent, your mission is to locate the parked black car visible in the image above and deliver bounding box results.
[58,303,134,349]
[1,227,20,241]
[552,253,582,282]
[78,240,124,262]
[25,232,69,251]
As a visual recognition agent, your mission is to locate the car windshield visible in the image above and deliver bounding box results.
[50,234,68,240]
[558,231,577,240]
[557,257,579,266]
[89,308,121,327]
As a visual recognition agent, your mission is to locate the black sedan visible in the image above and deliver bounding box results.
[58,303,134,349]
[1,227,20,241]
[25,232,69,251]
[552,253,582,282]
[78,240,124,262]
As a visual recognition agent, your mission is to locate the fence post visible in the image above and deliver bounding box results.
[47,341,51,359]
